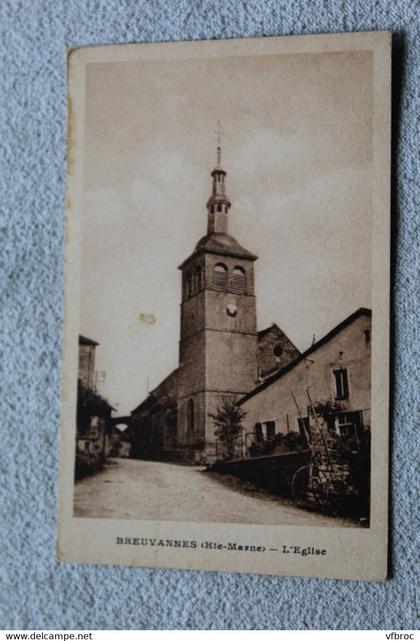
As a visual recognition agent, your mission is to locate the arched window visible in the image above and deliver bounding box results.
[214,263,227,290]
[232,266,246,294]
[195,266,203,291]
[187,398,195,438]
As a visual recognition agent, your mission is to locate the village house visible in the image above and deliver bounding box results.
[238,308,372,450]
[78,334,97,389]
[75,335,115,478]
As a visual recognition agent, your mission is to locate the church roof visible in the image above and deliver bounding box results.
[257,323,283,339]
[130,368,179,415]
[179,232,257,269]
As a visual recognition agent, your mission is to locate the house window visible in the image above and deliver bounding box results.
[333,368,349,400]
[336,421,353,437]
[232,266,246,294]
[195,266,203,291]
[254,422,263,443]
[214,263,227,290]
[336,411,364,439]
[187,398,195,438]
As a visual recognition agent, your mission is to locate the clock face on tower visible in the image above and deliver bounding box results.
[226,303,238,317]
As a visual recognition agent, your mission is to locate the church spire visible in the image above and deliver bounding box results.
[207,123,231,234]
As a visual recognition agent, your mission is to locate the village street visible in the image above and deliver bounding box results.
[74,458,354,527]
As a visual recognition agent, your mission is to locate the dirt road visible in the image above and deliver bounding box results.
[73,458,354,527]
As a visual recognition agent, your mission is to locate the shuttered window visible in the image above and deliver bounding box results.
[232,266,246,294]
[254,422,263,442]
[214,263,227,290]
[265,420,276,439]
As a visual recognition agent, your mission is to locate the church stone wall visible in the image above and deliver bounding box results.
[257,325,301,379]
[180,291,206,340]
[205,290,257,335]
[178,331,206,397]
[205,330,257,393]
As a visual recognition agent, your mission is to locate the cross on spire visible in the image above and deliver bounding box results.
[214,120,225,165]
[215,120,224,146]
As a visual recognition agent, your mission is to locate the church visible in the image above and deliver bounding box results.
[129,146,371,465]
[130,146,301,463]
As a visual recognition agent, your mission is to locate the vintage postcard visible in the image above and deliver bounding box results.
[58,32,391,580]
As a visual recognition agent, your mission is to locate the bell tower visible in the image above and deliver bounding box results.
[177,138,258,462]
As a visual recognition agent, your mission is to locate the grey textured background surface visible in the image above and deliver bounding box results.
[0,0,419,630]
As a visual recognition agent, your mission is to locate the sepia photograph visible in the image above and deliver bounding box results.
[59,32,390,579]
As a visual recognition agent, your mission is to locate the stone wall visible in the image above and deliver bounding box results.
[257,324,301,379]
[241,312,372,438]
[210,450,311,497]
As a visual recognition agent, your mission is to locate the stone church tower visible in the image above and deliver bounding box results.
[177,147,258,460]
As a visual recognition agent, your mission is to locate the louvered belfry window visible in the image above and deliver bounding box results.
[186,273,193,298]
[195,266,203,291]
[232,266,246,294]
[214,263,227,290]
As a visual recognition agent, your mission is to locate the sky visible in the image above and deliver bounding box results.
[80,49,373,414]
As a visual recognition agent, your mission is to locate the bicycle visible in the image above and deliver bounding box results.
[291,458,350,513]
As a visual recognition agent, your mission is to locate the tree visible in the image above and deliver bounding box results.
[208,399,247,460]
